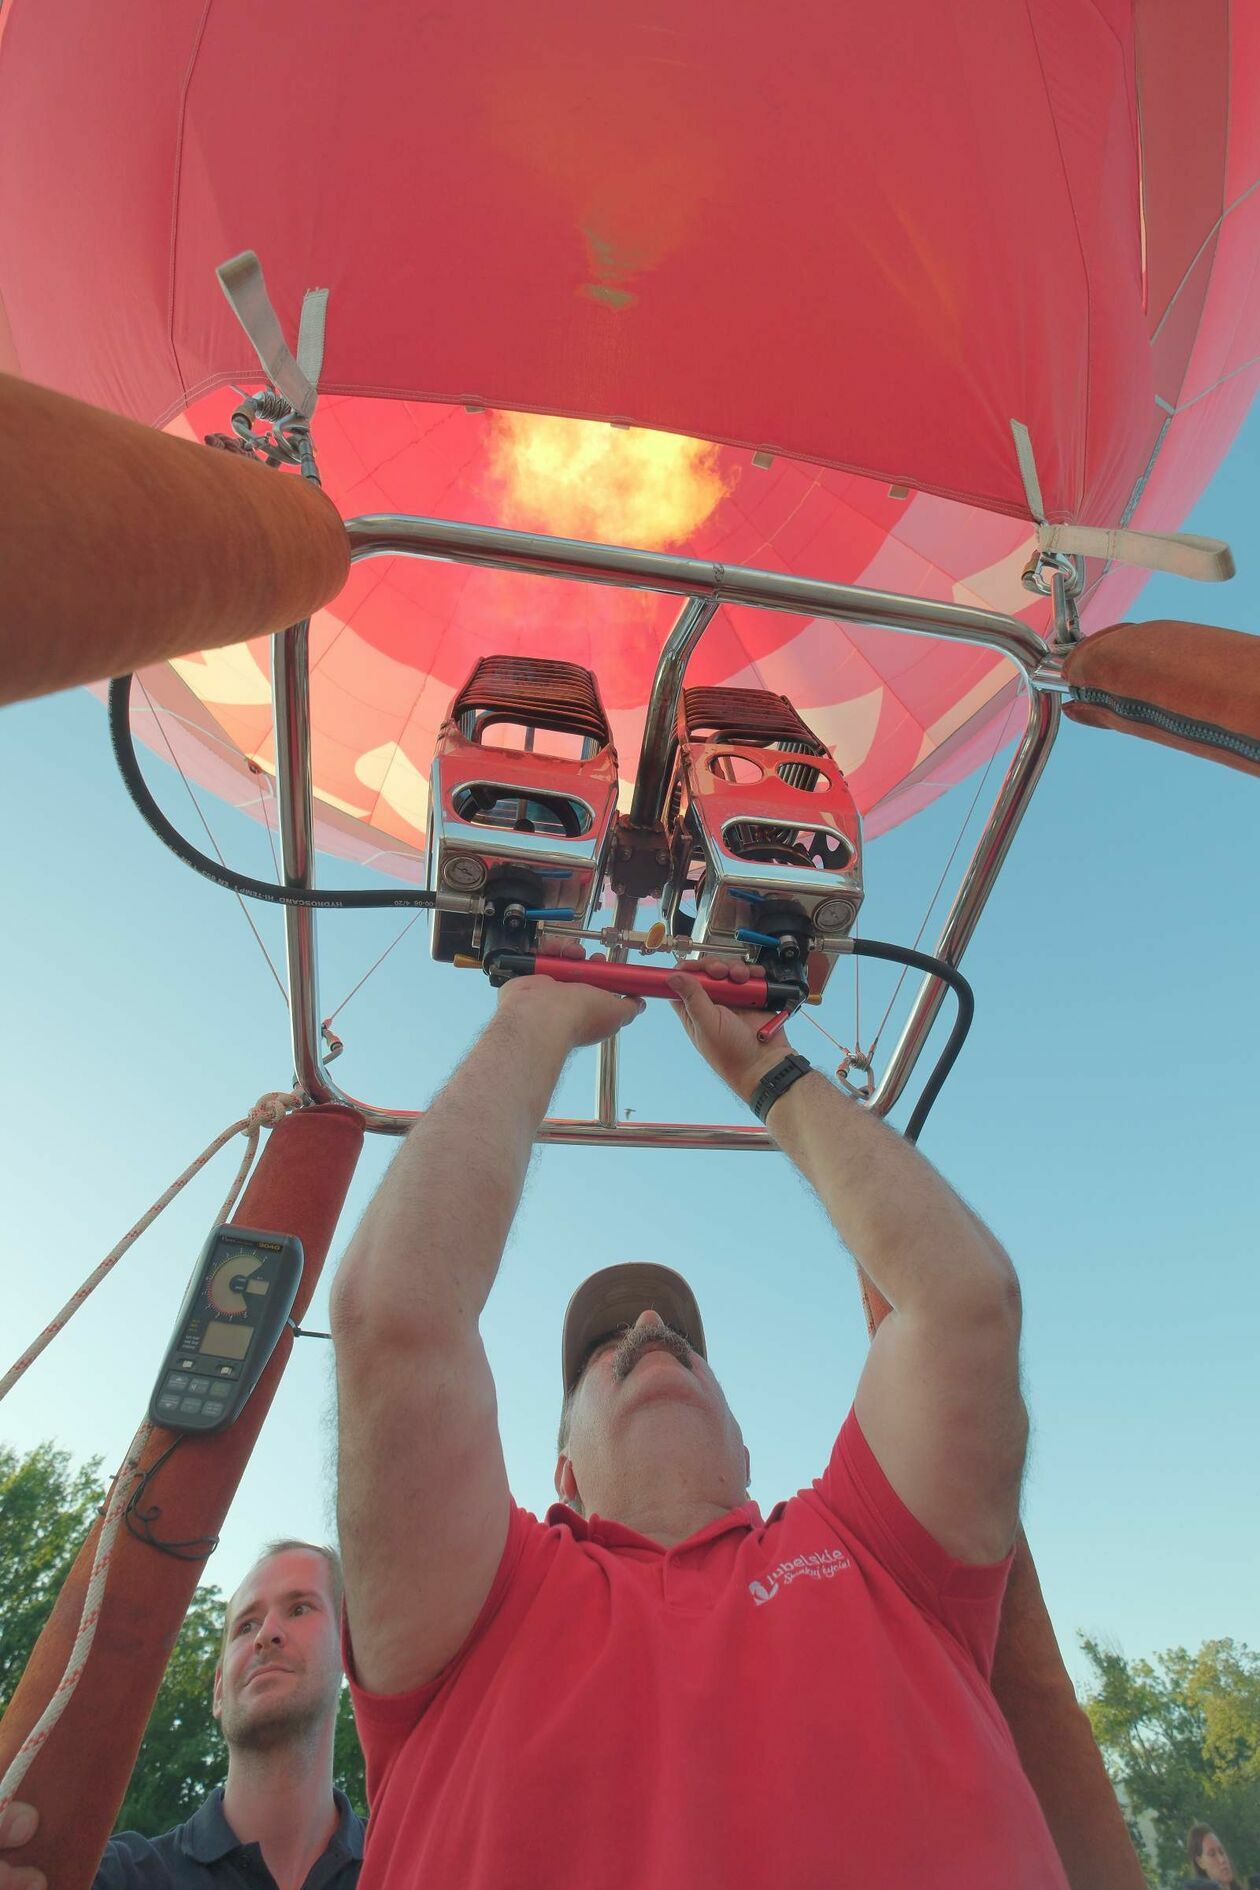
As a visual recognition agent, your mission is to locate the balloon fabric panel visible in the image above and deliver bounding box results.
[0,0,1255,869]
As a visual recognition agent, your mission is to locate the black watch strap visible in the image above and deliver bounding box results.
[749,1053,813,1123]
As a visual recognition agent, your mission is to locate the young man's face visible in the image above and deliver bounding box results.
[213,1548,342,1752]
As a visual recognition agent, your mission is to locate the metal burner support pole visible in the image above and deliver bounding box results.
[597,593,720,1127]
[271,618,325,1098]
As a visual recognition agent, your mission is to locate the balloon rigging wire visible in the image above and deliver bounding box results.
[134,675,290,1010]
[864,680,1024,1061]
[324,910,424,1026]
[251,765,283,883]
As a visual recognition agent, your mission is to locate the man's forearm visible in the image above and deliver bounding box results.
[763,1069,1015,1313]
[332,1000,570,1339]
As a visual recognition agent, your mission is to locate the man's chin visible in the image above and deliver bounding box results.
[220,1695,325,1751]
[620,1362,705,1412]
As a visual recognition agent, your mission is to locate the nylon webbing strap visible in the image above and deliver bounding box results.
[1010,418,1234,583]
[295,286,328,391]
[1009,419,1047,523]
[216,251,325,418]
[1037,522,1234,583]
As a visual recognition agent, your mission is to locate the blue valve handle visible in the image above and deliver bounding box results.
[736,926,789,949]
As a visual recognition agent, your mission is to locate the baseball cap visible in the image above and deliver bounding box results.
[561,1262,707,1394]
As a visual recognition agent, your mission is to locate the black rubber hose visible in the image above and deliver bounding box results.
[109,672,970,1132]
[108,673,435,910]
[849,937,974,1143]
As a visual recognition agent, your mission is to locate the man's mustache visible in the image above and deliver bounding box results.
[612,1323,694,1383]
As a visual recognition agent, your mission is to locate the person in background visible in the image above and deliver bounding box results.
[1186,1823,1253,1889]
[0,1539,362,1890]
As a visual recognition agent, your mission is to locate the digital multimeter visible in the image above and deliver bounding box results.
[149,1225,304,1434]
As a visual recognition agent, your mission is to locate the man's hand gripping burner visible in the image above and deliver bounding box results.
[330,955,1068,1890]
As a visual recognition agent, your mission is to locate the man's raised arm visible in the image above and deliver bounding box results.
[670,970,1026,1566]
[330,970,640,1696]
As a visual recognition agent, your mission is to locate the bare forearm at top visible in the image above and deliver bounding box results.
[332,1003,569,1338]
[762,1068,1015,1311]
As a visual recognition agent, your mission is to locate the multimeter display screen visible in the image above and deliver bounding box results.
[201,1321,252,1360]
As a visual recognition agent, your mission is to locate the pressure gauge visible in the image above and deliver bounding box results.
[441,854,488,891]
[813,896,857,935]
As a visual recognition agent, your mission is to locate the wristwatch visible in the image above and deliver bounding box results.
[749,1053,814,1123]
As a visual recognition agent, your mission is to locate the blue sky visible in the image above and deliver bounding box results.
[2,401,1257,1700]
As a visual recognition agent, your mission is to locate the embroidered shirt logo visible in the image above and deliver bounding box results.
[748,1546,851,1605]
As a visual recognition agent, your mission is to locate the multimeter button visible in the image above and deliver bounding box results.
[166,1373,192,1394]
[176,1358,197,1371]
[201,1400,226,1418]
[157,1394,182,1415]
[215,1365,236,1378]
[179,1398,204,1415]
[188,1377,212,1395]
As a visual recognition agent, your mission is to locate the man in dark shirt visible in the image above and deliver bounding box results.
[0,1539,362,1890]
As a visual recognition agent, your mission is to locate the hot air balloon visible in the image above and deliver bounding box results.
[0,2,1257,1886]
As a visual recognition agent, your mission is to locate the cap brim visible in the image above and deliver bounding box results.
[562,1263,707,1395]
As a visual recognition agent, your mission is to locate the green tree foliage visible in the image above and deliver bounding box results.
[0,1440,106,1713]
[116,1584,226,1831]
[333,1689,368,1811]
[0,1440,366,1833]
[1082,1634,1260,1886]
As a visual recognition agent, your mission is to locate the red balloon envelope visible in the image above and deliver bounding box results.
[0,0,1256,871]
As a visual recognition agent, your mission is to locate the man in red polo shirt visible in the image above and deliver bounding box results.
[330,959,1069,1887]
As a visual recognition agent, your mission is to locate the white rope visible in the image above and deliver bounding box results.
[0,1420,151,1816]
[0,1089,299,1816]
[0,1091,297,1405]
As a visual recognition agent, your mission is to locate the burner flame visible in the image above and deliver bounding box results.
[489,412,735,550]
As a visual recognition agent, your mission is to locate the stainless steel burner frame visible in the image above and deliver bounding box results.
[271,515,1060,1145]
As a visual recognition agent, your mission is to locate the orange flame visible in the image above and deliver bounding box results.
[488,412,735,549]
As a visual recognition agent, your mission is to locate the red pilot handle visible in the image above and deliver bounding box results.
[530,954,773,1007]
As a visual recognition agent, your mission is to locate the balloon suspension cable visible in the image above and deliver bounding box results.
[135,675,289,1009]
[109,674,438,911]
[0,1088,298,1818]
[848,939,973,1143]
[797,939,974,1144]
[864,683,1023,1063]
[800,1007,874,1100]
[248,759,283,882]
[323,910,425,1036]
